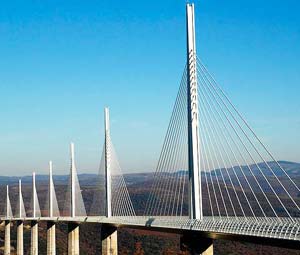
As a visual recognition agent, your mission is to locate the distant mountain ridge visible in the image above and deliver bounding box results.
[0,173,97,185]
[277,161,300,175]
[212,160,300,179]
[0,161,299,186]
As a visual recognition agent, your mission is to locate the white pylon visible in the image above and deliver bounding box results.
[18,179,26,218]
[31,172,41,218]
[104,107,112,217]
[186,3,202,220]
[65,143,86,217]
[19,180,22,218]
[6,185,9,217]
[6,185,12,218]
[32,172,36,218]
[70,143,76,218]
[49,161,54,217]
[48,160,60,217]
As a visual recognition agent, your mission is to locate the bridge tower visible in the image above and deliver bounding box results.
[17,179,24,255]
[102,107,118,255]
[47,161,56,255]
[31,172,39,255]
[5,185,12,255]
[49,161,54,217]
[68,143,80,255]
[104,107,112,217]
[186,3,202,220]
[70,143,76,218]
[182,4,213,255]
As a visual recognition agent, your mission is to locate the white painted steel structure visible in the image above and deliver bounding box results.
[6,185,12,218]
[186,3,202,220]
[6,186,9,217]
[70,143,76,218]
[49,161,53,217]
[32,172,37,218]
[105,107,112,217]
[19,180,22,218]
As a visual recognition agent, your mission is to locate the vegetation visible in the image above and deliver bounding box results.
[0,163,299,254]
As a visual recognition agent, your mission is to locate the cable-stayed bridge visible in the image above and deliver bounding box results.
[1,3,300,255]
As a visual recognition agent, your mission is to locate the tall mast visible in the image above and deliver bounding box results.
[19,179,22,218]
[49,161,53,217]
[104,107,112,217]
[70,143,76,217]
[6,185,10,218]
[32,172,36,218]
[186,3,202,220]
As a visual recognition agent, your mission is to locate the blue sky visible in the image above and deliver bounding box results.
[0,0,299,175]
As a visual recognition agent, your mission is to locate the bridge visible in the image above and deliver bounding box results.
[1,3,300,255]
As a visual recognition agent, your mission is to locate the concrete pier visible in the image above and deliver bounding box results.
[101,226,118,255]
[47,221,56,255]
[4,221,11,255]
[31,221,38,255]
[180,235,213,255]
[17,221,23,255]
[68,223,79,255]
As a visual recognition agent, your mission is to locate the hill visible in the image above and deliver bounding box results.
[0,161,299,254]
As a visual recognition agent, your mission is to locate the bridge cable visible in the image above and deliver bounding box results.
[197,59,300,219]
[199,73,256,217]
[198,65,275,218]
[199,92,237,218]
[145,67,188,216]
[197,61,300,219]
[198,86,249,218]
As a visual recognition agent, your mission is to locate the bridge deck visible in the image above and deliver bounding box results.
[1,216,299,245]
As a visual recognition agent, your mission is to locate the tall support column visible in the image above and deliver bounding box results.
[31,221,38,255]
[68,223,79,255]
[102,108,118,255]
[70,143,76,218]
[5,185,12,255]
[186,3,202,220]
[17,180,24,255]
[31,172,39,255]
[18,180,23,218]
[185,4,213,252]
[101,226,118,255]
[17,221,24,255]
[47,222,56,255]
[6,185,12,218]
[47,161,56,255]
[68,145,80,255]
[32,172,37,218]
[5,220,11,255]
[104,107,112,217]
[49,161,54,218]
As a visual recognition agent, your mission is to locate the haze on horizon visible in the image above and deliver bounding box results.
[0,0,299,176]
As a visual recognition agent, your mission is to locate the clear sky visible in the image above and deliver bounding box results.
[0,0,299,175]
